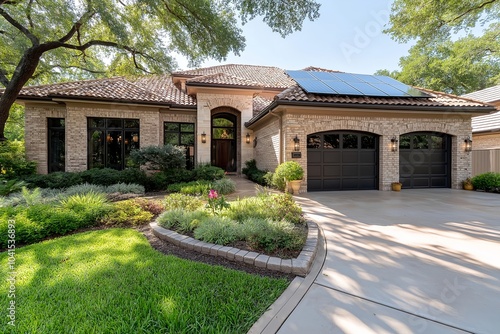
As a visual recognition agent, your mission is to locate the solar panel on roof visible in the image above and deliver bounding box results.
[286,70,431,98]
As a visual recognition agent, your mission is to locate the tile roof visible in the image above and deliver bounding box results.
[174,64,294,89]
[253,95,273,116]
[130,75,195,106]
[186,73,261,87]
[462,85,500,103]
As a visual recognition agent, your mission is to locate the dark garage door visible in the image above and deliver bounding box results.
[307,131,379,191]
[399,132,451,188]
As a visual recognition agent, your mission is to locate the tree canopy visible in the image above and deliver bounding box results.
[0,0,321,140]
[380,0,500,95]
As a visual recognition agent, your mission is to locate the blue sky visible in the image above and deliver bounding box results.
[178,0,414,74]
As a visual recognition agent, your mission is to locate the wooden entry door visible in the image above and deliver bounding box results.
[211,113,237,172]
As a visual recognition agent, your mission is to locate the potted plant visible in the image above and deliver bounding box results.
[391,182,402,191]
[274,161,304,195]
[462,177,473,190]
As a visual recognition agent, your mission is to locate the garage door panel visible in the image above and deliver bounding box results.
[323,151,341,163]
[323,165,341,177]
[308,131,378,191]
[399,133,450,189]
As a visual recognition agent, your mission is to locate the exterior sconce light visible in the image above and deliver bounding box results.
[391,137,399,152]
[246,133,251,144]
[293,135,300,152]
[464,137,472,152]
[201,132,206,144]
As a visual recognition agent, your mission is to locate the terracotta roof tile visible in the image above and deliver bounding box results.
[253,95,273,116]
[186,73,262,87]
[174,64,293,89]
[130,75,195,106]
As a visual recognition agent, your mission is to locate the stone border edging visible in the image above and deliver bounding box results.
[149,220,319,277]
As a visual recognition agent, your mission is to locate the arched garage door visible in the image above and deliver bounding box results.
[399,132,451,188]
[307,131,379,191]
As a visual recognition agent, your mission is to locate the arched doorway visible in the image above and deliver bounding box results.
[307,130,379,191]
[211,113,237,172]
[399,132,451,188]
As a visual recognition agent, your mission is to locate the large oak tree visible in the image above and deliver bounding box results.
[381,0,499,95]
[0,0,321,140]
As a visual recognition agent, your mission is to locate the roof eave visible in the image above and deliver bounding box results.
[186,82,285,92]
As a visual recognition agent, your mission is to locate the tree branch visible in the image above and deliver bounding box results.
[447,0,498,24]
[26,0,34,29]
[0,6,38,45]
[0,67,9,87]
[58,11,95,44]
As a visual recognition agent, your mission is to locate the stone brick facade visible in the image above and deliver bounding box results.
[253,107,473,191]
[472,132,500,150]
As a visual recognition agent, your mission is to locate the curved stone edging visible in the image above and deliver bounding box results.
[149,220,319,277]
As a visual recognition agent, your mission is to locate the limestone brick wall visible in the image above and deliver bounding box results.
[25,104,66,174]
[253,116,281,171]
[472,133,500,150]
[196,93,254,172]
[275,110,472,191]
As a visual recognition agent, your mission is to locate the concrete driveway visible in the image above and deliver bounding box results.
[278,189,500,333]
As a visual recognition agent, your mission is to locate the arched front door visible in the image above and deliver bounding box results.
[211,113,237,172]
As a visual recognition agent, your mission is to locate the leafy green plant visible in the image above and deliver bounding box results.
[167,180,212,195]
[80,168,122,186]
[102,200,154,226]
[212,177,236,195]
[132,198,165,216]
[0,179,27,196]
[242,159,268,186]
[158,209,209,233]
[272,162,304,191]
[0,140,36,179]
[243,218,305,253]
[106,182,145,194]
[129,144,186,171]
[194,216,243,245]
[63,183,106,196]
[163,193,203,211]
[471,172,500,192]
[192,163,225,181]
[206,189,230,215]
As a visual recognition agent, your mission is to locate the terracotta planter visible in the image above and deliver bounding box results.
[463,184,473,190]
[289,180,302,195]
[391,183,402,191]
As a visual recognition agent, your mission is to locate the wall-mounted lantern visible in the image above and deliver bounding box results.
[464,137,472,152]
[246,133,251,144]
[391,136,399,152]
[201,132,206,144]
[293,135,300,152]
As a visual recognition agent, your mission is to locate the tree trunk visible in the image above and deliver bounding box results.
[0,47,43,141]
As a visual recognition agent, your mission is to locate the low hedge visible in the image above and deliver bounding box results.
[471,172,500,192]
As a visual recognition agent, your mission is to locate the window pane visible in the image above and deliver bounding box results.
[125,119,140,128]
[106,131,123,169]
[164,122,179,132]
[213,118,234,127]
[107,118,122,128]
[361,135,375,149]
[89,130,105,169]
[181,133,194,146]
[343,134,358,149]
[213,128,234,139]
[431,136,444,149]
[89,118,105,128]
[48,118,65,128]
[165,133,179,145]
[180,123,194,132]
[307,135,321,149]
[399,135,411,149]
[324,134,340,149]
[413,135,429,149]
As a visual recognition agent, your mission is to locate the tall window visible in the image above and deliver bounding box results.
[164,122,195,169]
[88,118,139,170]
[48,118,65,173]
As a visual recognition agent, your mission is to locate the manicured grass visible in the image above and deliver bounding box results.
[0,229,289,333]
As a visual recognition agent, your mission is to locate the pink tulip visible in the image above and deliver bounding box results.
[208,189,218,199]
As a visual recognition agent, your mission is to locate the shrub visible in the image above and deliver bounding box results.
[192,164,225,181]
[0,179,27,196]
[24,171,84,189]
[163,193,203,211]
[132,198,165,216]
[193,216,243,245]
[167,180,212,195]
[60,191,111,220]
[272,161,304,191]
[102,200,154,226]
[129,144,186,171]
[158,209,209,233]
[63,183,106,196]
[118,168,149,186]
[243,218,305,253]
[242,159,268,186]
[212,178,236,195]
[106,183,145,194]
[0,140,37,179]
[471,172,500,191]
[162,168,194,184]
[80,168,122,186]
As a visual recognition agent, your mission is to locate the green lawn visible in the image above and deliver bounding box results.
[0,228,289,333]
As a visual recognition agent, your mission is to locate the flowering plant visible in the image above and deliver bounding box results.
[206,189,230,215]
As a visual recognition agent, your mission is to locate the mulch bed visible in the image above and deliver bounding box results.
[137,225,296,281]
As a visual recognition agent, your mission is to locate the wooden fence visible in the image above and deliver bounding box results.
[472,149,500,176]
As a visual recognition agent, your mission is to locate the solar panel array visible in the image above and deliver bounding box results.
[286,70,431,98]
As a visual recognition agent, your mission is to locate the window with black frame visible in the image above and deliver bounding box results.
[164,122,195,169]
[48,118,65,173]
[88,118,140,170]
